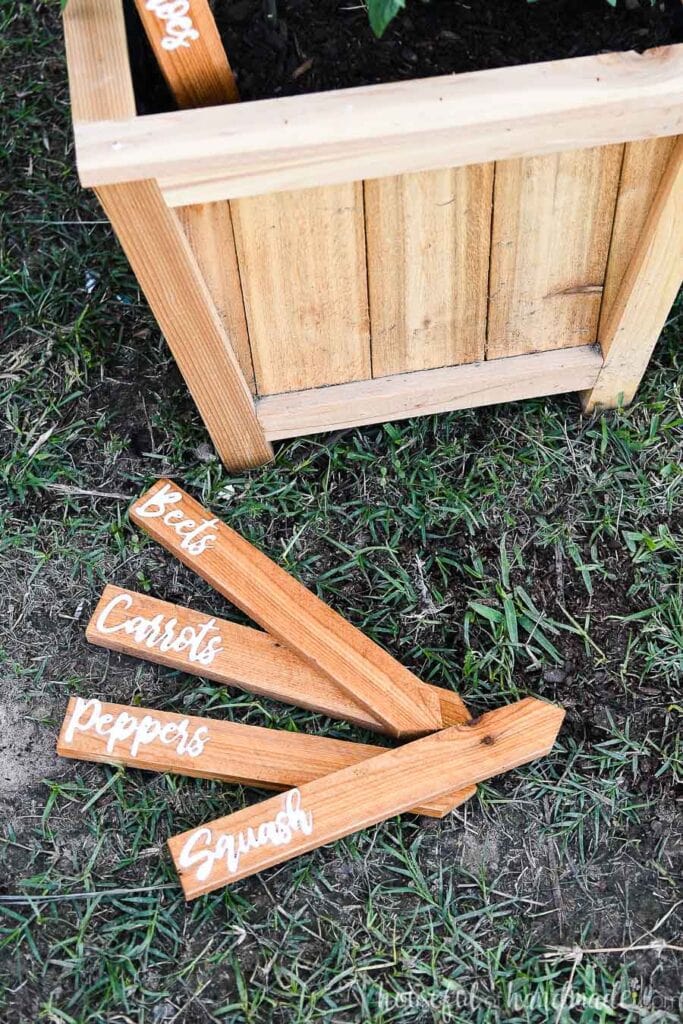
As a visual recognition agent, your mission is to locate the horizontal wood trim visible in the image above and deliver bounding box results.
[71,47,683,199]
[255,345,604,439]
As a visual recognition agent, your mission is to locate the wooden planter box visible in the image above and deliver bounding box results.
[64,1,682,469]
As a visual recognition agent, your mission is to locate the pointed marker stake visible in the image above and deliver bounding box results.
[169,697,565,899]
[134,0,239,108]
[129,480,447,737]
[86,585,471,733]
[56,697,475,819]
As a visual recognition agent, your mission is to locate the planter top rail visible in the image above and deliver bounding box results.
[64,1,683,202]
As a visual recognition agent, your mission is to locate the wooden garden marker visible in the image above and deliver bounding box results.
[133,0,239,107]
[129,480,448,738]
[169,697,565,899]
[56,697,475,819]
[86,586,471,732]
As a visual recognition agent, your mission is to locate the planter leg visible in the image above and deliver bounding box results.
[96,179,273,469]
[582,137,682,414]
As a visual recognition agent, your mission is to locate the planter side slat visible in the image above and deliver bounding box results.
[256,345,603,440]
[231,184,371,395]
[487,145,623,358]
[176,202,256,394]
[599,135,677,330]
[365,165,493,376]
[73,46,683,202]
[583,136,683,411]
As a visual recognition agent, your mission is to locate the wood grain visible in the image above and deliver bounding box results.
[255,344,603,439]
[176,202,256,393]
[599,136,677,331]
[72,46,683,197]
[86,586,471,734]
[95,180,272,468]
[57,697,474,818]
[583,136,683,411]
[231,183,371,395]
[63,0,136,123]
[133,0,239,108]
[365,165,493,376]
[487,145,624,358]
[129,481,445,737]
[169,697,565,898]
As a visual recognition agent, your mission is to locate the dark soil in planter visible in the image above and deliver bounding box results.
[126,0,682,114]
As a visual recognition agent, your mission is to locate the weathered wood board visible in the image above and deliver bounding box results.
[57,697,475,818]
[86,586,471,732]
[231,184,371,395]
[584,136,683,410]
[365,164,493,376]
[487,145,623,358]
[129,480,450,736]
[169,697,565,898]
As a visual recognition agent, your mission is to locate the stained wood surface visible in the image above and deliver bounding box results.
[365,165,493,376]
[95,181,272,468]
[599,136,677,330]
[57,697,474,818]
[71,46,683,197]
[63,0,136,123]
[176,202,255,393]
[133,0,239,107]
[487,145,624,358]
[87,586,471,733]
[169,697,565,898]
[231,184,371,395]
[129,481,447,736]
[583,136,683,411]
[255,345,603,439]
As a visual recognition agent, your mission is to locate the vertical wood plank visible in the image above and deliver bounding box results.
[63,0,136,122]
[487,145,624,359]
[582,137,682,412]
[599,136,677,331]
[231,183,371,396]
[366,165,493,376]
[96,180,273,468]
[176,202,256,393]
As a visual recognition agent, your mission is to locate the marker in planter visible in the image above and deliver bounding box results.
[129,480,446,738]
[169,697,565,899]
[134,0,240,108]
[56,697,475,818]
[86,586,471,733]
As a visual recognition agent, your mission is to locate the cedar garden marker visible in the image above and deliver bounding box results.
[169,698,565,899]
[133,0,240,107]
[129,480,445,738]
[87,585,471,732]
[57,697,475,818]
[62,478,565,898]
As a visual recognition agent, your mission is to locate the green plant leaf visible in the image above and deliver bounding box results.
[367,0,406,37]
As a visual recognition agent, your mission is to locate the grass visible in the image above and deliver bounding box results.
[1,1,682,1020]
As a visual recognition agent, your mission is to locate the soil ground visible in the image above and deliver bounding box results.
[129,0,682,113]
[2,1,682,1021]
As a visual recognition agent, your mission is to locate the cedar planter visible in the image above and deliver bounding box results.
[63,1,683,469]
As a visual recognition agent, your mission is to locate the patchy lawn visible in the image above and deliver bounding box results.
[1,2,681,1021]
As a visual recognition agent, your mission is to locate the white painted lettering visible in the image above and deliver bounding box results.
[63,697,209,760]
[177,789,314,883]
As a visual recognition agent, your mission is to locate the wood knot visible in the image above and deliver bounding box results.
[465,715,482,727]
[481,734,495,746]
